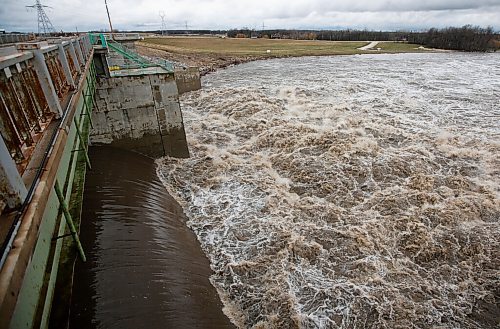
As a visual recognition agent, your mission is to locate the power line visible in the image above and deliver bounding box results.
[26,0,56,36]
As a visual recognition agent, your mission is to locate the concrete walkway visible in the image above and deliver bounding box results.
[358,41,380,50]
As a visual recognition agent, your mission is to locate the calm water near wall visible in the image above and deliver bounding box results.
[69,146,234,329]
[158,52,500,328]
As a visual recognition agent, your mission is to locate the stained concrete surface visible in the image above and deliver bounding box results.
[91,72,189,158]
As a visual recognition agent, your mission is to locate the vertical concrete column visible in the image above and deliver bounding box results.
[32,50,63,117]
[85,38,91,57]
[80,37,88,58]
[78,38,87,60]
[57,42,75,88]
[68,42,81,73]
[86,35,92,52]
[74,40,84,67]
[83,36,91,56]
[0,135,27,209]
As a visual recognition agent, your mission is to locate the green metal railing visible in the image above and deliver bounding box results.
[89,33,107,48]
[88,33,174,72]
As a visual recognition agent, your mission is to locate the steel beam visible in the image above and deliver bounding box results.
[56,43,75,88]
[74,40,84,68]
[32,49,63,117]
[82,36,90,57]
[53,180,86,262]
[79,40,87,60]
[0,52,33,71]
[67,42,81,74]
[84,36,92,54]
[0,135,27,209]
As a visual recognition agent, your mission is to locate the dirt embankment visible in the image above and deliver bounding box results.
[136,43,263,76]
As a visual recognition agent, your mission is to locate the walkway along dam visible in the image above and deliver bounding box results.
[0,33,231,328]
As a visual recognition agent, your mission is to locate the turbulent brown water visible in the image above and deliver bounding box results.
[157,53,500,329]
[70,146,234,329]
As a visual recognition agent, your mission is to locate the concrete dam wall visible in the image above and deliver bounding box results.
[0,33,200,328]
[175,67,202,94]
[91,69,190,158]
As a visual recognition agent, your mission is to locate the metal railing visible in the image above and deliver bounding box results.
[0,33,35,45]
[89,33,174,72]
[0,35,93,173]
[0,58,51,162]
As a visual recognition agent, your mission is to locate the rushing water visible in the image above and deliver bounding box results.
[157,53,500,328]
[70,146,234,329]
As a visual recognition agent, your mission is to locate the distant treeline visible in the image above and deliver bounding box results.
[227,25,499,52]
[409,26,498,51]
[131,29,227,35]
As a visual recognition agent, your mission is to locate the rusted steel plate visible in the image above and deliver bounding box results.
[0,80,31,146]
[0,59,54,171]
[0,91,24,161]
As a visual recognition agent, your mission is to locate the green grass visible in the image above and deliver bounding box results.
[375,42,426,52]
[140,37,431,59]
[141,37,368,57]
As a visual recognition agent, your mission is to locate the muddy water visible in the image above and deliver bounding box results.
[158,53,500,328]
[69,146,234,329]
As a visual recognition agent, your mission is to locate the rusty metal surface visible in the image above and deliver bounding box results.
[44,52,70,100]
[0,35,92,202]
[65,49,78,81]
[0,58,55,173]
[0,91,24,161]
[0,49,95,327]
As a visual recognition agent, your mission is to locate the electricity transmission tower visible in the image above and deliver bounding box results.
[26,0,56,36]
[159,11,166,35]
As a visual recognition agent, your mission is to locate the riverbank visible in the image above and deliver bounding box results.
[137,37,429,75]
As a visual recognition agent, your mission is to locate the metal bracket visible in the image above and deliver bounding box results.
[54,180,86,262]
[73,116,91,169]
[82,90,94,128]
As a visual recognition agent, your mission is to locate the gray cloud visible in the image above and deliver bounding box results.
[1,0,499,32]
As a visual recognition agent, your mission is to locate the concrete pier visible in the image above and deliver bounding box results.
[91,67,189,158]
[175,67,202,94]
[87,34,190,158]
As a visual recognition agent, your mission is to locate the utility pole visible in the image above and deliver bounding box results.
[159,11,166,36]
[26,0,56,37]
[104,0,114,39]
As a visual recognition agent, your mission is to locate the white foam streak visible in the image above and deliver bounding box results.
[157,53,499,328]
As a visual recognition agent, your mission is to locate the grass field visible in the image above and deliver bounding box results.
[140,37,426,58]
[375,42,426,52]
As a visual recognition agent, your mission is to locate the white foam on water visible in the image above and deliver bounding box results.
[157,53,500,328]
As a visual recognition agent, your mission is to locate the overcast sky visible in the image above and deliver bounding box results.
[1,0,499,33]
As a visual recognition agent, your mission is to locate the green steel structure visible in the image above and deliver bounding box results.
[0,35,96,329]
[90,33,174,72]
